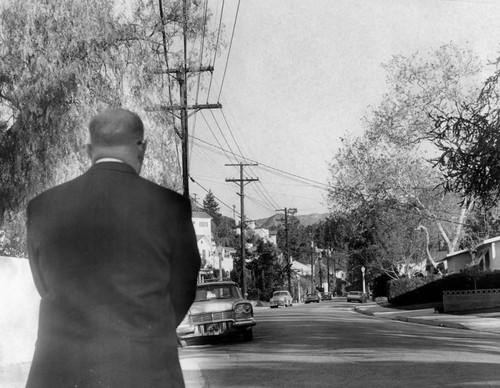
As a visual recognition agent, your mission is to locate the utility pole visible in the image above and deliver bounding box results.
[226,163,258,298]
[326,248,330,294]
[310,239,315,293]
[276,207,297,295]
[149,0,221,198]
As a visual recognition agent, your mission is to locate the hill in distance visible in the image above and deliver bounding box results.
[254,213,329,229]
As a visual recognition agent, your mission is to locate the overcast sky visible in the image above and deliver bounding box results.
[186,0,500,221]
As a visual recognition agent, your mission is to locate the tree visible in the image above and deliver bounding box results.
[430,68,500,207]
[215,215,238,247]
[246,239,286,301]
[0,0,223,254]
[203,190,222,226]
[328,43,484,265]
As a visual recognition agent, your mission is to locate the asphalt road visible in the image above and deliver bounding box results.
[179,298,500,388]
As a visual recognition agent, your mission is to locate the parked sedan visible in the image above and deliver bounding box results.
[304,292,321,304]
[177,281,255,342]
[270,290,293,308]
[346,291,367,303]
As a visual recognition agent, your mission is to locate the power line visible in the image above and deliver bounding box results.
[189,175,239,216]
[190,135,480,227]
[217,0,240,102]
[194,0,209,105]
[199,111,237,163]
[209,110,240,162]
[207,0,225,102]
[190,134,331,189]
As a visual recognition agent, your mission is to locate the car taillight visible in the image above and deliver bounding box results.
[234,302,252,314]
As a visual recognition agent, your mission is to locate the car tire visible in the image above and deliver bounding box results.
[242,329,253,341]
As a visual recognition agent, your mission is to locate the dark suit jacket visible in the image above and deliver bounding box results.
[26,162,201,388]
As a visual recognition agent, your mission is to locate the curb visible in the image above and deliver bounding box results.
[392,315,470,330]
[353,305,470,330]
[353,306,374,316]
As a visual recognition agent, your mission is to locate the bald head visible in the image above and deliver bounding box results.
[89,108,144,146]
[86,108,147,174]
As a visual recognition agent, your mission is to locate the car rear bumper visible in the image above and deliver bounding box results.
[178,318,255,339]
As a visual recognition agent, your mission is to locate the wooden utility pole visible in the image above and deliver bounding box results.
[276,207,297,295]
[226,163,258,298]
[149,0,221,198]
[310,239,315,293]
[326,249,330,293]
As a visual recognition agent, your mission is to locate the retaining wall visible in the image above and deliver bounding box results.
[443,289,500,313]
[0,256,39,369]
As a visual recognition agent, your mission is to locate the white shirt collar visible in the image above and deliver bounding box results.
[95,158,124,164]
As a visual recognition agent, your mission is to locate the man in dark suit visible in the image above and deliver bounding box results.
[26,108,201,387]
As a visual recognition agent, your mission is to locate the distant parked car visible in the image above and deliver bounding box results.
[304,292,321,304]
[321,292,333,301]
[270,290,293,308]
[346,291,366,303]
[177,281,255,342]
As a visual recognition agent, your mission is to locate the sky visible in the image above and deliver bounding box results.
[185,0,500,221]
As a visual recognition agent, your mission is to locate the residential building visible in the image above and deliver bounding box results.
[191,210,215,266]
[444,235,500,274]
[192,210,235,279]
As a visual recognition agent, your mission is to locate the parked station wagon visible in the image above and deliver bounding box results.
[177,281,255,342]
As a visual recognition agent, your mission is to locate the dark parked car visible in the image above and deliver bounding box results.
[304,292,321,304]
[346,291,367,303]
[177,281,255,342]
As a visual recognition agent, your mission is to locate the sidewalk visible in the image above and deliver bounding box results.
[354,302,500,334]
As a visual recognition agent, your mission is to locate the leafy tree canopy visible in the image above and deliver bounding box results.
[0,0,222,254]
[203,189,222,225]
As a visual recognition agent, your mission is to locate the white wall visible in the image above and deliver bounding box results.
[0,257,39,368]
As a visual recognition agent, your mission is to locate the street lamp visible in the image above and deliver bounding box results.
[361,266,366,295]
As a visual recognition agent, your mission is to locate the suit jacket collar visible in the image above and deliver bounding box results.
[88,161,138,175]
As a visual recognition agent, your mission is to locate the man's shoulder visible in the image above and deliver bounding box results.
[28,175,84,208]
[137,177,188,204]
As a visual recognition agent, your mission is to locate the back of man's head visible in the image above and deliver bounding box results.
[89,108,144,146]
[87,108,146,173]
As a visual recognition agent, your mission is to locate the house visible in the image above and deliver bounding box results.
[291,260,311,276]
[444,235,500,274]
[237,220,276,245]
[191,210,216,266]
[217,246,236,273]
[192,210,235,279]
[473,235,500,271]
[444,249,471,275]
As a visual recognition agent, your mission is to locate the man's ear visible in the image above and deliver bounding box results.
[85,144,93,162]
[138,140,147,162]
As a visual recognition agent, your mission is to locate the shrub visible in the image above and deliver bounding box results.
[387,276,438,301]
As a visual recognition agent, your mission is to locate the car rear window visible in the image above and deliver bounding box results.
[195,285,241,301]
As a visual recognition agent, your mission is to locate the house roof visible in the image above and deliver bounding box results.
[433,251,450,263]
[478,235,500,248]
[192,211,212,219]
[446,249,470,259]
[484,235,500,244]
[196,235,212,243]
